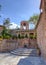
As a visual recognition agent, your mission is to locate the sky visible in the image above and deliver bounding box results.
[0,0,40,29]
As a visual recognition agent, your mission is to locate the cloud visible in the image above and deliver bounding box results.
[9,22,35,30]
[9,22,20,29]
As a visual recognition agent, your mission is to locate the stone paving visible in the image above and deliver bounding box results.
[0,48,46,65]
[0,53,27,65]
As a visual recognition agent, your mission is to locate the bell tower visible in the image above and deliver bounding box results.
[20,21,29,30]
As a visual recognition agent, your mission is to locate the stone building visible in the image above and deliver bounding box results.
[36,0,46,59]
[0,21,37,52]
[20,21,29,30]
[15,21,36,38]
[10,21,37,48]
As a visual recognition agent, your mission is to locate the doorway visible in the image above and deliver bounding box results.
[24,45,27,48]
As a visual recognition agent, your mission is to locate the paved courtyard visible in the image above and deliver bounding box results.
[0,48,46,65]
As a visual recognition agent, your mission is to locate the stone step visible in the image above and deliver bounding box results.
[11,52,38,56]
[10,48,38,56]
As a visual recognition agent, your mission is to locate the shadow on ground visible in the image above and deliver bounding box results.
[17,56,46,65]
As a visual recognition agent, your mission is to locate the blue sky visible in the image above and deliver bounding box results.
[0,0,40,29]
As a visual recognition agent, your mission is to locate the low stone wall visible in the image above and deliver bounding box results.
[17,38,37,48]
[0,39,18,52]
[18,38,29,48]
[0,39,37,52]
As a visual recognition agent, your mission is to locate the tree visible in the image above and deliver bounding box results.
[1,27,8,39]
[3,18,12,35]
[25,34,28,38]
[12,35,17,39]
[3,18,11,29]
[18,34,21,39]
[29,14,39,25]
[1,28,12,39]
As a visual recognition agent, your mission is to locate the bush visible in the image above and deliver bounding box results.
[2,33,12,39]
[0,35,3,40]
[21,35,24,39]
[18,34,21,39]
[29,35,33,39]
[5,36,11,39]
[25,34,28,38]
[18,34,25,39]
[33,35,36,39]
[0,35,3,38]
[12,35,17,39]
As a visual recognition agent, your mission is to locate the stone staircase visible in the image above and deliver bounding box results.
[10,48,39,56]
[10,48,46,65]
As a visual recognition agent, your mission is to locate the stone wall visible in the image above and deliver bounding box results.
[17,38,37,48]
[17,38,29,48]
[36,0,46,59]
[37,13,46,59]
[29,39,37,48]
[0,39,37,52]
[0,39,18,52]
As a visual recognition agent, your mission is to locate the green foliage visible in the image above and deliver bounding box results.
[1,29,7,36]
[18,34,21,39]
[25,34,28,38]
[29,34,37,39]
[12,35,17,39]
[21,35,24,39]
[33,35,36,39]
[3,18,11,29]
[29,35,33,39]
[29,14,39,25]
[1,28,12,39]
[18,34,26,39]
[0,35,3,38]
[2,33,11,39]
[3,35,10,39]
[2,18,12,38]
[18,34,28,39]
